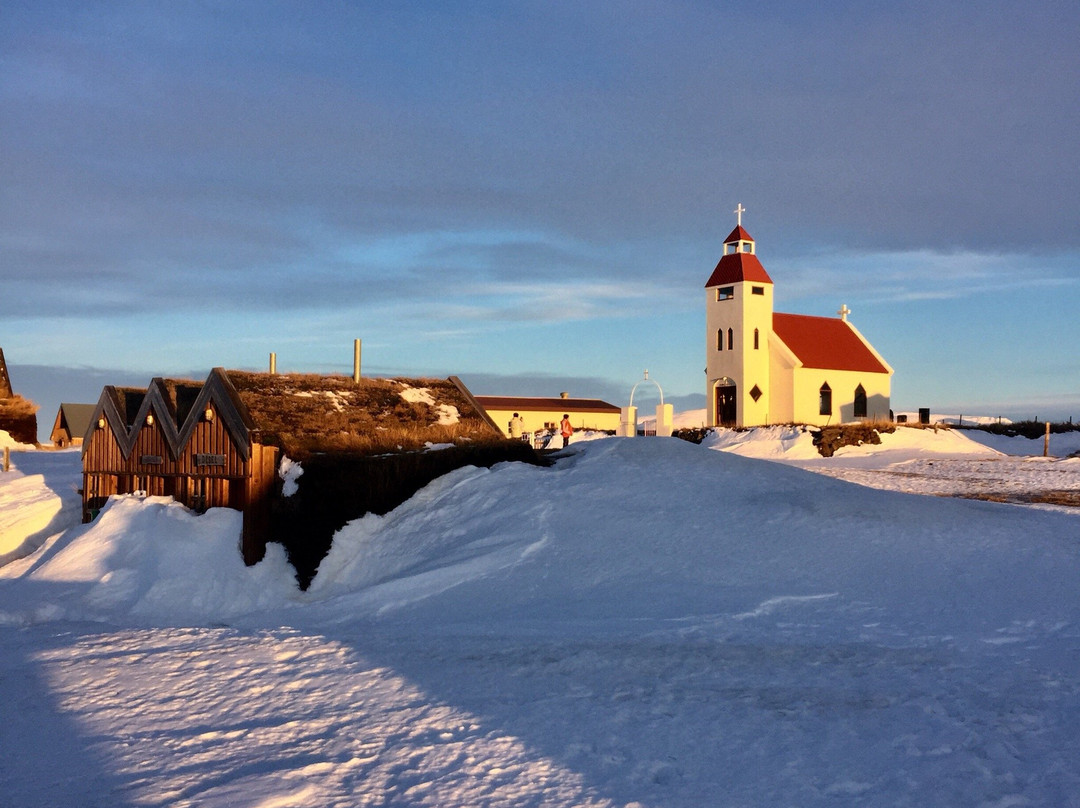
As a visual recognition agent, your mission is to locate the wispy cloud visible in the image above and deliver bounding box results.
[774,248,1080,306]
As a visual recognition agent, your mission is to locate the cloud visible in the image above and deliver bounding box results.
[2,1,1078,419]
[772,248,1080,307]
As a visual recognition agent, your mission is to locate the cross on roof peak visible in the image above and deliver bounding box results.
[734,203,746,227]
[838,304,851,322]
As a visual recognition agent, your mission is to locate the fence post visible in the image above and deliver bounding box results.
[2,446,9,472]
[1043,422,1050,457]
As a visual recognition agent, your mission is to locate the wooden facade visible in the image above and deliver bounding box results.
[82,368,279,564]
[50,403,95,448]
[82,368,504,568]
[0,346,13,399]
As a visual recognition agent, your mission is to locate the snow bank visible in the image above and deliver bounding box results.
[701,424,822,459]
[0,448,83,563]
[297,437,1080,639]
[703,423,1001,465]
[0,429,34,450]
[0,495,298,625]
[2,436,1080,806]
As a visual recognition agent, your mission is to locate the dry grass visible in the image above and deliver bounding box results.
[951,490,1080,508]
[0,394,39,445]
[0,394,39,417]
[226,371,500,457]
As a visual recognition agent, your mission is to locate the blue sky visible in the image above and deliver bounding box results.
[3,0,1079,434]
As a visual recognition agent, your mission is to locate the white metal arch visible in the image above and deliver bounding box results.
[628,370,664,408]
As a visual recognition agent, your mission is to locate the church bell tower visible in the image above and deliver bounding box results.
[705,205,774,426]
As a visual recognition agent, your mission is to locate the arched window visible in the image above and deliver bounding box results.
[819,382,832,416]
[853,384,867,418]
[717,328,724,351]
[753,328,759,350]
[727,328,734,351]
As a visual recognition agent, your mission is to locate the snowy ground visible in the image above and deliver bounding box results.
[1,425,1079,807]
[705,424,1080,509]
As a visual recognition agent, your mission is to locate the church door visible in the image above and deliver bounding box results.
[715,383,737,426]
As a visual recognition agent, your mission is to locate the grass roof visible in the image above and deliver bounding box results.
[224,371,501,458]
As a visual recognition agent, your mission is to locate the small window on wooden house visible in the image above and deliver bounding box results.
[853,384,867,418]
[727,328,734,350]
[753,328,759,349]
[716,286,734,301]
[751,286,764,295]
[819,383,832,416]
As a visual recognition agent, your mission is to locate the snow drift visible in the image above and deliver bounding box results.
[1,429,1079,807]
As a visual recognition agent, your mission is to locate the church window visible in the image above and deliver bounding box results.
[717,328,724,351]
[819,383,832,416]
[753,328,759,349]
[749,385,762,402]
[751,286,764,295]
[853,384,867,418]
[741,242,754,254]
[716,286,734,301]
[727,328,734,350]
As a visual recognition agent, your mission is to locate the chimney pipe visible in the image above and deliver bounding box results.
[353,339,362,383]
[269,352,277,374]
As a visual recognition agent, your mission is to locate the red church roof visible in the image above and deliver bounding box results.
[705,253,774,287]
[723,224,754,243]
[772,313,890,374]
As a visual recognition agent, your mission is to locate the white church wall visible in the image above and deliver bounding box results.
[791,367,891,426]
[705,278,774,427]
[739,286,773,426]
[767,349,797,424]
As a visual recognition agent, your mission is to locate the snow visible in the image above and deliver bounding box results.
[398,385,437,406]
[278,456,304,497]
[399,385,461,425]
[2,426,1080,806]
[0,448,83,565]
[293,389,349,412]
[1,428,35,451]
[703,425,1080,507]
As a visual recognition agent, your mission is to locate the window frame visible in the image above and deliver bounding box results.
[819,382,832,416]
[853,384,867,418]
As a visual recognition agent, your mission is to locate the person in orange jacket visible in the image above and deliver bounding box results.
[560,414,573,448]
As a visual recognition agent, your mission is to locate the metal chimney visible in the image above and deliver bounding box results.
[353,339,362,383]
[269,352,277,374]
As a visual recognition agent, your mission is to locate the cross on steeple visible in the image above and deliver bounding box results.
[838,304,851,322]
[734,203,746,227]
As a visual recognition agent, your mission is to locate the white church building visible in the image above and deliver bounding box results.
[706,208,893,427]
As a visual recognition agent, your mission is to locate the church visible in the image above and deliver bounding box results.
[706,207,893,427]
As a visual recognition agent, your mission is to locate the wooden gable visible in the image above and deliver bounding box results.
[0,347,12,399]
